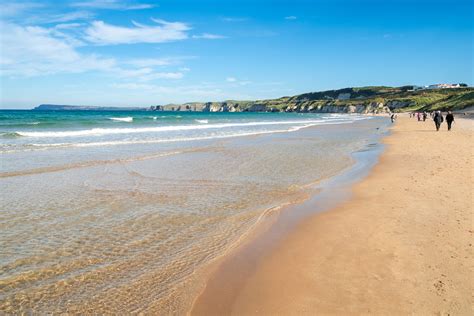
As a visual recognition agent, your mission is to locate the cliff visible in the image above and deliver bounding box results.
[34,86,474,113]
[152,86,473,113]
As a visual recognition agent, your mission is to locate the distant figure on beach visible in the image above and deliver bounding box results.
[390,113,396,123]
[433,111,444,131]
[446,111,455,131]
[417,112,421,121]
[423,112,427,121]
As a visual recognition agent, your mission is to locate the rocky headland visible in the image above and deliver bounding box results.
[34,86,473,114]
[153,86,474,113]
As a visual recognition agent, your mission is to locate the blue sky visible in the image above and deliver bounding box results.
[0,0,472,108]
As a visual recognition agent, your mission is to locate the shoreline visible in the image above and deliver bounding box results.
[1,114,389,314]
[190,116,473,315]
[152,117,392,315]
[189,118,390,314]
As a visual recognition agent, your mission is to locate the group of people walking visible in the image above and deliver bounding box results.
[433,111,455,131]
[409,110,455,131]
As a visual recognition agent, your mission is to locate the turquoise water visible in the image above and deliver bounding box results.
[1,110,365,152]
[0,110,390,313]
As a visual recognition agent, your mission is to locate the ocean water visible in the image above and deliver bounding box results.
[0,110,389,313]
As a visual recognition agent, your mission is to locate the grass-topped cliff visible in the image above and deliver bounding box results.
[158,86,473,113]
[35,86,473,114]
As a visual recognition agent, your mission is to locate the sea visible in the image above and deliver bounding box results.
[0,110,390,313]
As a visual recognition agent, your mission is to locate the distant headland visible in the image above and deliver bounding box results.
[33,104,147,111]
[34,84,473,114]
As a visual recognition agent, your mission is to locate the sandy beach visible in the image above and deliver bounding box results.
[192,116,473,315]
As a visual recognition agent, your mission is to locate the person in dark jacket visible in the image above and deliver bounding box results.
[446,111,455,131]
[433,111,444,131]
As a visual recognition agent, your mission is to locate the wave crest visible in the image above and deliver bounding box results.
[110,117,133,122]
[14,118,362,138]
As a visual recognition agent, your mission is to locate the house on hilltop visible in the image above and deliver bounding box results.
[427,83,461,89]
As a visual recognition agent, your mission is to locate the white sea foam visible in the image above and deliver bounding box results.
[16,117,363,138]
[28,125,315,149]
[6,120,359,154]
[110,117,133,122]
[195,119,209,124]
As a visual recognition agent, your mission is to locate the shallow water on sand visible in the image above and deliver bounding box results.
[0,111,389,313]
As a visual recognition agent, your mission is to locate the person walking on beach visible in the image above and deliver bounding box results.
[446,111,455,131]
[423,111,427,121]
[433,111,444,131]
[390,113,397,123]
[417,112,421,121]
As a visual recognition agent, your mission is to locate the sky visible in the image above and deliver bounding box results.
[0,0,473,109]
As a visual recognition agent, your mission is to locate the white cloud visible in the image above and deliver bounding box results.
[285,16,297,20]
[84,19,190,45]
[0,22,186,81]
[11,10,95,25]
[71,0,154,10]
[1,3,93,24]
[192,33,227,39]
[0,22,115,77]
[226,77,237,82]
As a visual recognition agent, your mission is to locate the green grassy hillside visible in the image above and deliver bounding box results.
[157,86,473,113]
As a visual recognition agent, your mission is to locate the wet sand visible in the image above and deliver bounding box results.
[191,116,473,315]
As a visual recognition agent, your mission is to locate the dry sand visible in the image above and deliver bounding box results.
[191,116,473,315]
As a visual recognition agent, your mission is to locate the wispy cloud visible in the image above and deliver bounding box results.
[84,19,191,45]
[71,0,154,10]
[0,22,115,77]
[126,58,175,67]
[285,16,297,20]
[116,67,184,81]
[44,11,95,23]
[54,23,84,30]
[109,82,230,100]
[110,82,155,90]
[220,17,247,22]
[0,2,45,18]
[108,81,266,104]
[125,57,194,67]
[192,33,226,39]
[0,22,187,82]
[226,77,251,86]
